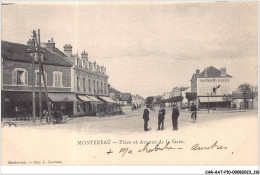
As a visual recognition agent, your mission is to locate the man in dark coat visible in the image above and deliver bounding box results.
[172,104,180,130]
[190,103,197,121]
[158,104,166,130]
[143,105,150,131]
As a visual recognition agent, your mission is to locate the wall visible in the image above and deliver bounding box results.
[2,60,72,92]
[197,77,232,96]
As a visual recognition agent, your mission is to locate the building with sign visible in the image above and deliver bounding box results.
[190,66,233,109]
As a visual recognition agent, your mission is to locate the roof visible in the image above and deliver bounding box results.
[1,40,72,67]
[198,66,232,78]
[109,87,121,94]
[120,93,131,101]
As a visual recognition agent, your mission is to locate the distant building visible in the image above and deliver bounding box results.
[131,94,145,107]
[119,93,132,106]
[109,87,121,102]
[190,66,233,109]
[232,92,258,109]
[169,86,189,109]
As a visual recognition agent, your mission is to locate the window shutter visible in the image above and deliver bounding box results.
[60,73,62,87]
[12,70,17,85]
[25,71,28,85]
[35,72,38,86]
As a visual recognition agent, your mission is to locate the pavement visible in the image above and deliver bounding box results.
[1,106,258,165]
[2,106,257,134]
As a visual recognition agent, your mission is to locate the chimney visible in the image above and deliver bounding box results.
[204,67,208,77]
[46,38,55,52]
[81,50,88,60]
[27,39,34,53]
[63,44,73,56]
[220,67,226,76]
[196,69,200,75]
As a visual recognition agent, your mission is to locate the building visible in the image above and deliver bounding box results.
[131,94,145,108]
[232,92,258,109]
[62,43,115,116]
[161,92,171,107]
[1,39,74,118]
[1,38,114,119]
[118,93,132,106]
[109,87,121,103]
[170,86,190,108]
[190,66,233,109]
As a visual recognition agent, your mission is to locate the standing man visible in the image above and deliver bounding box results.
[143,105,150,131]
[172,104,180,130]
[190,103,197,122]
[158,104,166,130]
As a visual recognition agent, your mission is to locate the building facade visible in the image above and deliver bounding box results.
[1,40,74,118]
[62,44,112,116]
[190,66,233,109]
[1,38,113,119]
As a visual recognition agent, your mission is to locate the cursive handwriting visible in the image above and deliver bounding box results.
[191,141,227,151]
[138,142,183,153]
[117,142,183,157]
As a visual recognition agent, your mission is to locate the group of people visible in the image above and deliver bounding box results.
[142,103,198,131]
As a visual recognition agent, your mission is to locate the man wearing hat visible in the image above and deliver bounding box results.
[158,104,166,130]
[143,105,150,131]
[171,104,180,130]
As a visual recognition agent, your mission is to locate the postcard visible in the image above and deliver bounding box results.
[1,1,258,167]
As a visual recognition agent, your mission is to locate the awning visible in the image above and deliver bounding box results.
[3,91,46,102]
[199,97,226,103]
[99,96,117,104]
[86,95,102,104]
[77,95,94,102]
[48,93,77,102]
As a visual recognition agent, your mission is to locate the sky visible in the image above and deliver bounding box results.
[1,1,258,98]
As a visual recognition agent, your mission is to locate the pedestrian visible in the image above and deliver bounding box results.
[158,104,166,130]
[190,103,197,121]
[143,105,150,131]
[172,104,180,130]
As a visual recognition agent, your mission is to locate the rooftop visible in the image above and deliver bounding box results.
[1,40,72,67]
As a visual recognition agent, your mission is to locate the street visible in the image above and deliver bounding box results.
[2,107,258,134]
[2,108,258,165]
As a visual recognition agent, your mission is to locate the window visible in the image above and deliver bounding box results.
[77,77,80,91]
[101,82,103,94]
[53,71,62,87]
[93,80,96,93]
[77,58,80,67]
[36,70,47,86]
[12,68,28,85]
[97,81,99,93]
[88,79,91,92]
[83,78,86,91]
[104,83,106,94]
[85,62,88,70]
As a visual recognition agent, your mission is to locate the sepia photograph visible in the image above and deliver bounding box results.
[0,1,259,172]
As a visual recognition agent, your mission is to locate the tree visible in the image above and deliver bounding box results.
[250,86,258,109]
[145,96,154,105]
[238,83,252,109]
[185,92,197,110]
